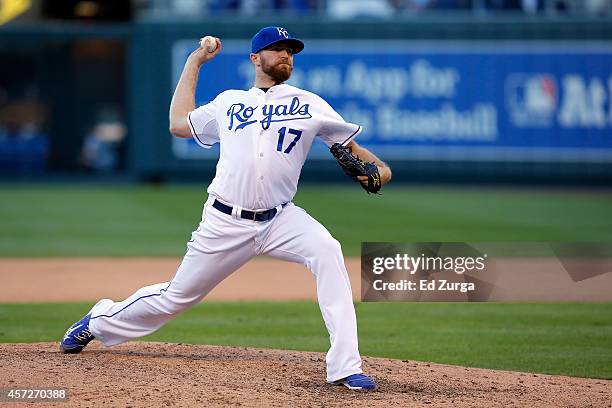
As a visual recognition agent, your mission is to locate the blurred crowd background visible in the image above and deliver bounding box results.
[139,0,612,18]
[0,0,611,184]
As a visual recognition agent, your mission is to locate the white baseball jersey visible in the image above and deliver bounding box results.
[187,84,361,210]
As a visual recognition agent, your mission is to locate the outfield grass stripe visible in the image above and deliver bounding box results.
[1,185,612,256]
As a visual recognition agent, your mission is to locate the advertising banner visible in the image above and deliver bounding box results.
[172,41,612,162]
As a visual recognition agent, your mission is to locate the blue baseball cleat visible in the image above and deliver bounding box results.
[334,373,377,391]
[59,314,95,354]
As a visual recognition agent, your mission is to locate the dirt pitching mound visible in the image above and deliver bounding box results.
[1,343,610,407]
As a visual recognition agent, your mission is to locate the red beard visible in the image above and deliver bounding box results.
[262,60,292,84]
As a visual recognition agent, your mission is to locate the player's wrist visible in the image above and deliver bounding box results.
[187,49,214,67]
[380,166,392,184]
[186,54,205,68]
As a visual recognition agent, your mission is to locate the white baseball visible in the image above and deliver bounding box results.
[200,36,217,53]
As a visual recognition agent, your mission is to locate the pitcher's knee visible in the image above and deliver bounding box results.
[160,288,202,314]
[323,236,343,257]
[298,228,345,264]
[160,300,186,315]
[308,235,343,264]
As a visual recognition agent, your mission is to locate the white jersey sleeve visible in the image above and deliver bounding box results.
[188,98,220,149]
[316,97,362,147]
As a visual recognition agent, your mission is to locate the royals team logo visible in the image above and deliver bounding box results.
[277,27,289,38]
[506,74,557,127]
[227,97,312,131]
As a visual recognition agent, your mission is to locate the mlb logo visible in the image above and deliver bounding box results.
[506,74,557,127]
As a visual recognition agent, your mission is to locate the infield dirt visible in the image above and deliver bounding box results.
[3,257,612,303]
[1,342,610,407]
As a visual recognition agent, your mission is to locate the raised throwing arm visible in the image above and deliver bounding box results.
[169,37,222,138]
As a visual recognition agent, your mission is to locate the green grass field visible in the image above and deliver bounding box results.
[1,184,611,379]
[0,301,610,379]
[1,184,611,256]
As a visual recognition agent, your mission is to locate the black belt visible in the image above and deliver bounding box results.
[212,199,287,222]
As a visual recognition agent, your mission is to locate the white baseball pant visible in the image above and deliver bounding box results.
[88,197,362,382]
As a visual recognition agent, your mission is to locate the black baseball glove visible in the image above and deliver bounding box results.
[330,143,382,194]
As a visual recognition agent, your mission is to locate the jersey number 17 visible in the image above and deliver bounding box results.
[276,127,302,154]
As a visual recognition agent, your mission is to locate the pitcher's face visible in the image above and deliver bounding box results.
[258,43,294,83]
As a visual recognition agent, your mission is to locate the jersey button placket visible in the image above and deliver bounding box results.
[255,92,267,208]
[255,117,265,207]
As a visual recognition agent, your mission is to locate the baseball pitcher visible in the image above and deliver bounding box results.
[60,26,392,391]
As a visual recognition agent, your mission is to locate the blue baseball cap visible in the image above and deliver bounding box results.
[251,26,304,54]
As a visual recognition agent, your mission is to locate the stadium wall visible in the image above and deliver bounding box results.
[1,18,611,183]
